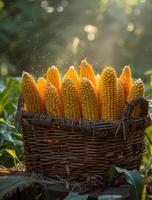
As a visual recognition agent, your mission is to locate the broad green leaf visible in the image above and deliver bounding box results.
[0,79,18,113]
[146,195,152,200]
[98,195,122,200]
[0,151,3,156]
[110,167,144,200]
[145,126,152,156]
[0,130,14,144]
[0,118,5,123]
[64,192,88,200]
[0,0,4,9]
[0,175,88,200]
[0,175,43,199]
[145,70,152,75]
[5,149,17,159]
[0,145,7,150]
[5,149,19,166]
[0,118,16,129]
[142,185,147,200]
[0,118,22,138]
[145,126,152,141]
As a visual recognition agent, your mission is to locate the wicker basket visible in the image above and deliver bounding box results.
[16,97,150,185]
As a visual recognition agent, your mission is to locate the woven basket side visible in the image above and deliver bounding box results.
[16,96,150,185]
[22,123,40,172]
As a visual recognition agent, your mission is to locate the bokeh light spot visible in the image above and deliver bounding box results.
[140,0,146,3]
[127,22,134,32]
[57,6,64,12]
[41,1,48,9]
[0,64,8,76]
[84,24,97,34]
[87,33,95,41]
[134,9,141,15]
[47,6,54,13]
[72,37,80,54]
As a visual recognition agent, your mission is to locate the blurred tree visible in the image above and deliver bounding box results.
[0,0,151,83]
[0,0,99,75]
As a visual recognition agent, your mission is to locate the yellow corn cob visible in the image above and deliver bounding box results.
[127,79,145,117]
[62,78,81,120]
[46,66,61,92]
[127,79,145,101]
[64,66,79,89]
[120,66,133,100]
[117,78,125,119]
[37,77,47,112]
[80,60,96,88]
[96,74,100,89]
[100,67,118,120]
[45,83,64,117]
[96,74,101,117]
[80,78,99,120]
[21,72,41,113]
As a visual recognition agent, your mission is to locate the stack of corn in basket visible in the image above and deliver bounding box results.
[16,60,151,187]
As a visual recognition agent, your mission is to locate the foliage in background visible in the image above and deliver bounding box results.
[0,0,151,83]
[141,126,152,179]
[145,70,152,99]
[0,77,23,167]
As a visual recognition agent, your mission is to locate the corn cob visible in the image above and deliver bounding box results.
[64,66,79,89]
[96,74,101,117]
[45,83,64,117]
[80,60,96,88]
[127,79,145,117]
[120,66,133,100]
[100,67,118,120]
[127,79,145,101]
[62,78,81,120]
[117,78,125,119]
[46,66,61,92]
[21,72,41,113]
[96,74,100,89]
[80,78,99,120]
[37,77,47,112]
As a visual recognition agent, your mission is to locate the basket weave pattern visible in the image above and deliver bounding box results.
[17,97,150,184]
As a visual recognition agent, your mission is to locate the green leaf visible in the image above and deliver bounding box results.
[145,126,152,135]
[5,149,17,159]
[98,195,122,200]
[0,117,22,138]
[64,193,88,200]
[146,195,152,200]
[145,126,152,156]
[0,0,4,9]
[145,70,152,75]
[0,175,42,199]
[5,149,19,166]
[0,175,89,200]
[0,79,17,113]
[0,118,16,129]
[145,126,152,143]
[0,129,14,144]
[110,167,144,200]
[0,118,4,123]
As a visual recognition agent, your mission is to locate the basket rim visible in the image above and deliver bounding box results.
[15,96,150,136]
[16,111,151,137]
